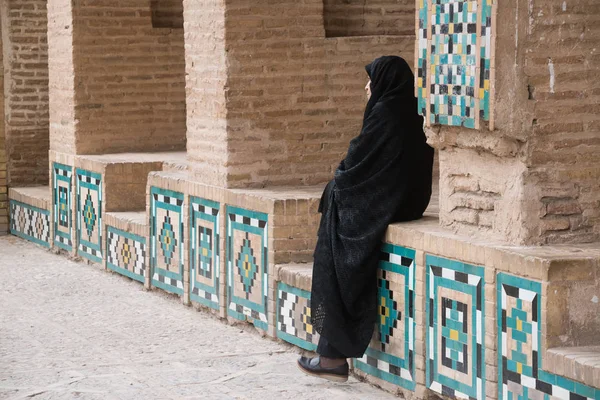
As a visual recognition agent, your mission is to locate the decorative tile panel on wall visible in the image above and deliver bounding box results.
[277,283,319,351]
[106,227,146,283]
[189,197,220,310]
[76,169,102,263]
[498,274,600,400]
[150,187,184,295]
[52,163,73,251]
[417,0,496,129]
[9,200,50,248]
[355,244,416,391]
[426,255,485,399]
[226,206,268,330]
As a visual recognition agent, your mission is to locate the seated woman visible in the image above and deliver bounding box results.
[298,55,434,382]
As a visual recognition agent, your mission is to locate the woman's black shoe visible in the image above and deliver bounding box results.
[297,356,349,382]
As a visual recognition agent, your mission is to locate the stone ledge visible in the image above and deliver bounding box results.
[387,217,600,281]
[104,211,147,239]
[8,186,51,210]
[546,346,600,389]
[274,263,313,292]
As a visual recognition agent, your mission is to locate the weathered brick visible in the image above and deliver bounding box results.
[47,0,186,155]
[186,0,415,188]
[0,28,6,235]
[1,0,49,187]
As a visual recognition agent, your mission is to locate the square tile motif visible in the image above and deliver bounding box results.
[76,169,102,263]
[226,206,268,330]
[355,244,416,391]
[417,0,495,129]
[107,226,146,283]
[190,197,220,310]
[277,283,319,352]
[150,187,184,295]
[417,0,429,117]
[9,200,50,248]
[498,273,600,400]
[53,163,73,251]
[426,255,485,400]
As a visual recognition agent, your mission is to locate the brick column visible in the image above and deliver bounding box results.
[434,0,600,245]
[184,0,228,187]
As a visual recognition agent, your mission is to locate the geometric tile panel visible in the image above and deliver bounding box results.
[76,169,102,263]
[355,243,417,391]
[150,187,184,296]
[106,226,146,284]
[52,162,73,251]
[277,282,319,352]
[9,200,50,248]
[498,273,600,400]
[426,255,485,400]
[226,206,268,330]
[190,196,220,310]
[417,0,495,129]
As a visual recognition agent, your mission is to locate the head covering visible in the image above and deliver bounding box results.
[364,56,414,118]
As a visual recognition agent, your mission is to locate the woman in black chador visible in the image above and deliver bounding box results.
[298,56,434,382]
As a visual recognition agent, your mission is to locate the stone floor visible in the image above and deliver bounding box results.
[0,236,399,400]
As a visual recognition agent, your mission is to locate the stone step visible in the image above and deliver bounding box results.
[275,263,313,292]
[8,186,52,248]
[104,211,148,284]
[546,347,600,391]
[162,157,188,172]
[274,263,318,351]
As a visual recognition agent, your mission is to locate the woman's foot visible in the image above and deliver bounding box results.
[297,356,349,383]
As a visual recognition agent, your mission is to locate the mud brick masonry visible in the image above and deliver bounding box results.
[2,1,599,399]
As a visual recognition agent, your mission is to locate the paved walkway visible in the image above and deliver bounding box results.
[0,236,397,400]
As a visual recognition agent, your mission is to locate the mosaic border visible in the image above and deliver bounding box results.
[189,196,220,310]
[277,282,319,352]
[76,169,102,263]
[226,205,269,331]
[426,255,485,400]
[9,200,50,248]
[150,187,185,296]
[498,273,600,400]
[52,162,73,251]
[106,226,146,284]
[417,0,495,129]
[354,243,417,391]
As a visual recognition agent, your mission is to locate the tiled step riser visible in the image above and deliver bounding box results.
[146,173,321,336]
[8,188,51,248]
[104,212,149,285]
[51,155,75,254]
[276,248,600,400]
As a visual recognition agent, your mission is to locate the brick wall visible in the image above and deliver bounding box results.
[324,0,415,37]
[151,0,184,28]
[0,24,7,234]
[185,0,415,188]
[0,0,49,186]
[48,0,186,155]
[524,0,600,244]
